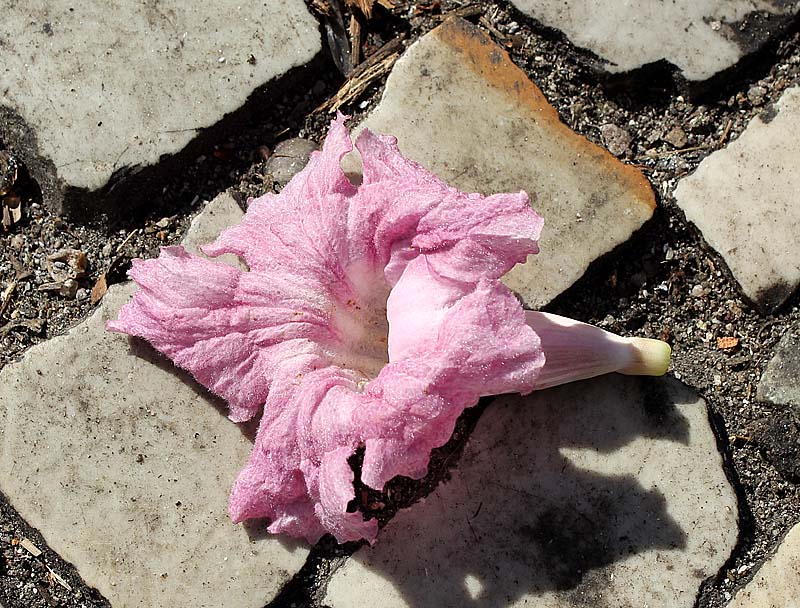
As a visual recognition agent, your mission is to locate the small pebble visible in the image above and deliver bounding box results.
[747,85,768,106]
[266,138,318,185]
[663,126,688,149]
[599,123,632,156]
[59,279,78,299]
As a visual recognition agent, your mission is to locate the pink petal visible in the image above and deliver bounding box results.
[108,246,333,422]
[108,115,546,544]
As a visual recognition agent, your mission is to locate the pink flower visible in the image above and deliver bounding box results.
[108,115,669,544]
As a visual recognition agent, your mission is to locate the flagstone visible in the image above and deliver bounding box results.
[674,86,800,313]
[728,522,800,607]
[757,323,800,412]
[325,375,737,608]
[341,18,655,310]
[509,0,799,81]
[0,193,309,608]
[0,1,320,217]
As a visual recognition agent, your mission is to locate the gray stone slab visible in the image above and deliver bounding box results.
[325,376,738,608]
[729,522,800,607]
[0,2,320,216]
[0,193,309,607]
[510,0,799,81]
[758,323,800,412]
[341,18,655,310]
[674,86,800,313]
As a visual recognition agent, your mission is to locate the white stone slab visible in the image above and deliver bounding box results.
[0,1,319,213]
[675,86,800,313]
[510,0,799,81]
[342,18,655,310]
[325,375,738,608]
[729,522,800,607]
[757,323,800,412]
[0,194,309,607]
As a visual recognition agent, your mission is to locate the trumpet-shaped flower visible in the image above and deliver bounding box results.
[108,115,670,544]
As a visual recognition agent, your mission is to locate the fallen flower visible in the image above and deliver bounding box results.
[108,115,670,544]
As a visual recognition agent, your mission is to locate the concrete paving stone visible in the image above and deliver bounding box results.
[325,375,738,608]
[728,522,800,607]
[509,0,799,81]
[0,1,320,217]
[0,193,309,608]
[342,18,655,310]
[758,322,800,412]
[674,86,800,313]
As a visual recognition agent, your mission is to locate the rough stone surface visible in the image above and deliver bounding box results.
[342,18,655,309]
[756,409,800,483]
[0,1,320,215]
[0,193,309,607]
[509,0,800,81]
[325,375,738,608]
[758,323,800,410]
[675,87,800,313]
[729,522,800,607]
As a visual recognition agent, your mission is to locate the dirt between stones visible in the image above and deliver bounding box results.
[1,2,800,607]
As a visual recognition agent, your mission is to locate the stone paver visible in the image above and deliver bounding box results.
[729,522,800,607]
[675,86,800,313]
[341,18,655,310]
[0,2,320,216]
[758,323,800,411]
[325,376,737,608]
[510,0,799,81]
[0,194,309,607]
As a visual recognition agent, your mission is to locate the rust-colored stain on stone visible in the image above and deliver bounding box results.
[433,17,656,211]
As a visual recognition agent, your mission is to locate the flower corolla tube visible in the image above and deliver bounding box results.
[108,115,670,544]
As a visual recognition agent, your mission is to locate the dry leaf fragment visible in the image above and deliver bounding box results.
[324,0,353,75]
[1,193,22,231]
[717,336,739,350]
[91,274,108,305]
[20,537,42,557]
[90,255,127,305]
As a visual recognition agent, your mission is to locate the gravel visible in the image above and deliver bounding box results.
[1,2,799,607]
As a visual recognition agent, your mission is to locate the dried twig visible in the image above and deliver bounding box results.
[309,0,332,15]
[345,0,375,19]
[637,144,712,160]
[47,566,72,592]
[349,13,362,66]
[0,317,43,338]
[445,3,483,18]
[0,281,16,318]
[115,229,137,255]
[317,37,404,113]
[718,119,733,146]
